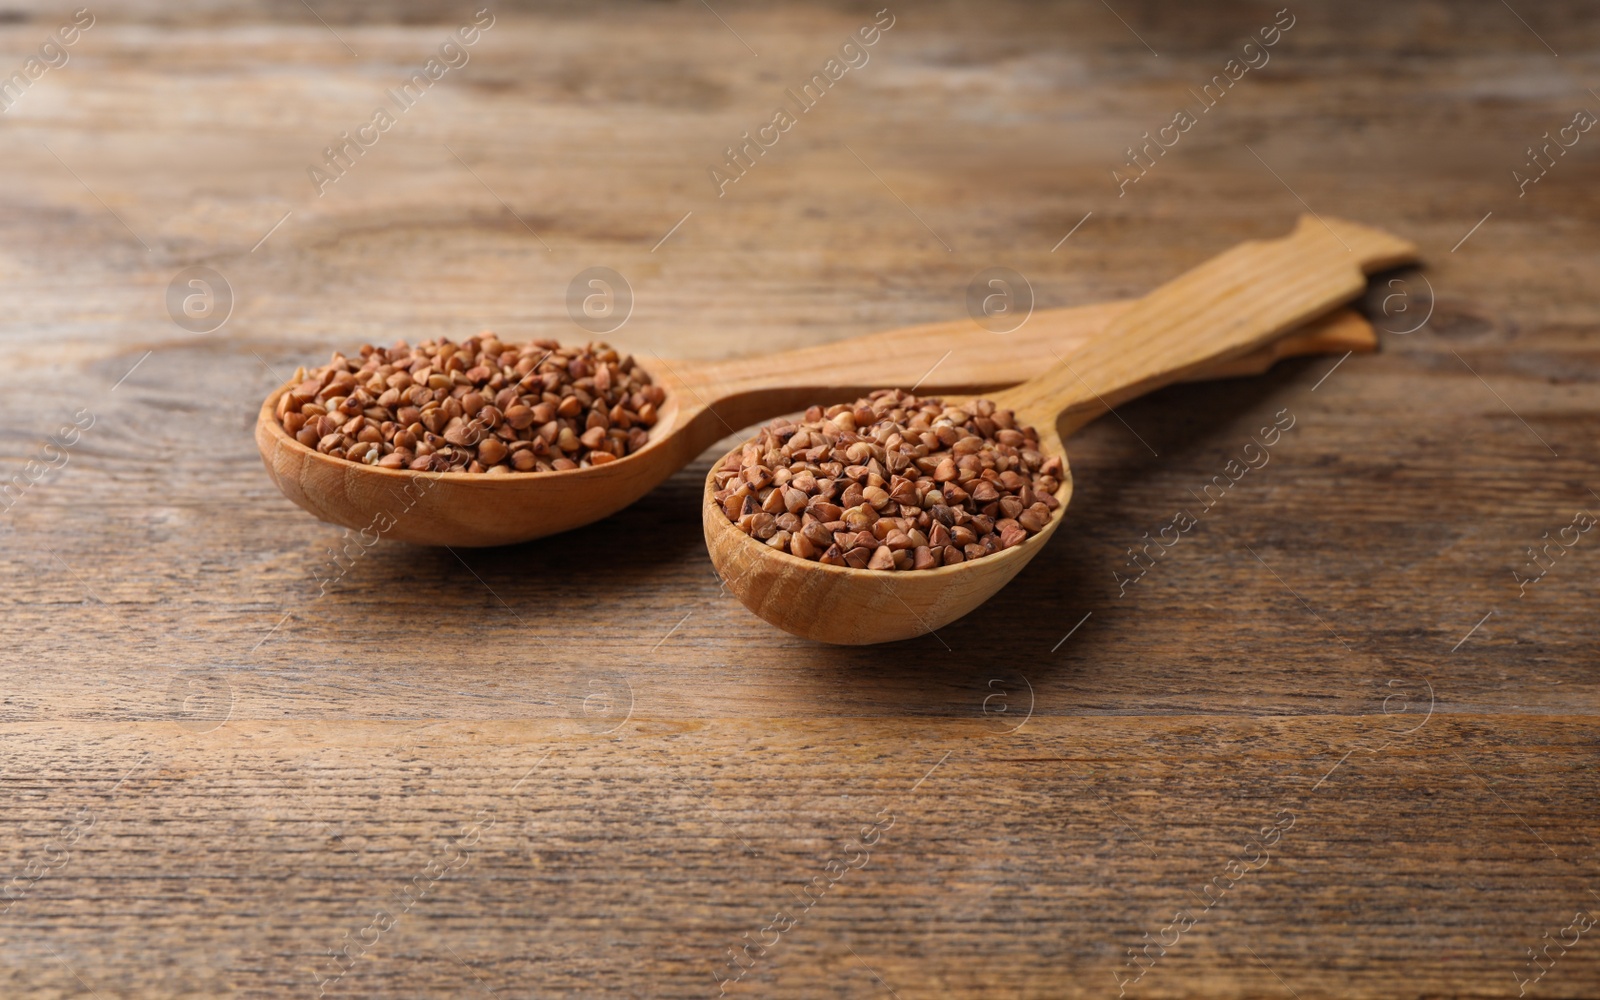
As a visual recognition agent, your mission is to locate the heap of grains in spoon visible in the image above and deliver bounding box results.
[713,389,1065,571]
[275,336,663,473]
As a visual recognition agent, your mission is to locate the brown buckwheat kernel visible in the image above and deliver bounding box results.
[274,335,663,473]
[712,389,1064,571]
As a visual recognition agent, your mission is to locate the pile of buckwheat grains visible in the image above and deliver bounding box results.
[274,336,663,473]
[712,389,1065,571]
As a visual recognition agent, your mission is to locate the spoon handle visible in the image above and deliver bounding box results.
[669,215,1411,442]
[678,302,1374,420]
[995,215,1417,423]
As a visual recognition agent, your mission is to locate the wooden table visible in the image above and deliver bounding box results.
[2,1,1596,996]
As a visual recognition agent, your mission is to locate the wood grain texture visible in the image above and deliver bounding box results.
[1,1,1598,998]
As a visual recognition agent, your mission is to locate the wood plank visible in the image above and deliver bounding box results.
[0,717,1594,998]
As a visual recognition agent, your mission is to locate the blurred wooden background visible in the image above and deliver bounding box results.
[0,0,1597,996]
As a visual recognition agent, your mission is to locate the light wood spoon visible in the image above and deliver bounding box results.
[257,217,1411,547]
[703,216,1419,644]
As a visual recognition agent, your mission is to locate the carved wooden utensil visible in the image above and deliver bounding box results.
[703,216,1418,643]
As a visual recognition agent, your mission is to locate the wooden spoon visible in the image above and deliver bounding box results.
[257,216,1412,547]
[703,216,1419,644]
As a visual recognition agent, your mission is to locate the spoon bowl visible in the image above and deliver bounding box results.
[705,216,1419,643]
[256,367,697,547]
[703,421,1072,644]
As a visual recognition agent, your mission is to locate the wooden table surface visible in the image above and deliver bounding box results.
[2,1,1597,997]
